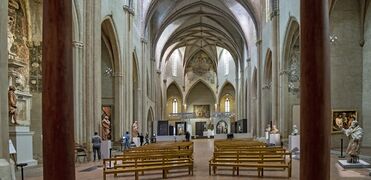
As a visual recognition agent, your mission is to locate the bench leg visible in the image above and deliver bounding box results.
[237,167,239,176]
[213,166,216,175]
[135,171,138,180]
[209,165,211,175]
[288,167,292,177]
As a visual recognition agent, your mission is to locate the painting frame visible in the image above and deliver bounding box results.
[331,110,357,133]
[194,105,210,118]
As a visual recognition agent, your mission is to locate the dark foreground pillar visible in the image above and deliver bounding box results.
[300,0,331,180]
[42,1,75,180]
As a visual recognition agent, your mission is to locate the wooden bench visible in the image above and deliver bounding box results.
[209,150,292,177]
[103,149,193,180]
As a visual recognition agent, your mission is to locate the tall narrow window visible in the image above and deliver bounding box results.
[172,99,178,113]
[172,58,177,77]
[225,98,230,112]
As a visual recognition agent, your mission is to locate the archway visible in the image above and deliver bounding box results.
[281,18,300,137]
[147,107,154,138]
[101,18,121,141]
[132,52,139,131]
[262,49,272,132]
[186,81,216,137]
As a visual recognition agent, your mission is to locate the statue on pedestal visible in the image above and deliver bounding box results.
[291,125,299,135]
[8,86,18,125]
[132,120,139,137]
[340,120,363,163]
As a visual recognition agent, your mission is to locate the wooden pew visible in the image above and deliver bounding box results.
[103,143,193,180]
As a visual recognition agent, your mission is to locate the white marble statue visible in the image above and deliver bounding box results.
[271,125,279,134]
[291,125,299,135]
[340,120,363,163]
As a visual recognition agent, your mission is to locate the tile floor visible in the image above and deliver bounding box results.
[17,139,371,180]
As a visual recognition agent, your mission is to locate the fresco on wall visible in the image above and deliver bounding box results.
[194,105,210,118]
[186,51,215,84]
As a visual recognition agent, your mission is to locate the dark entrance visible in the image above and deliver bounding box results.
[195,122,206,137]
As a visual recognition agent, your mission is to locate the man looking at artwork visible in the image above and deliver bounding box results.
[91,132,102,161]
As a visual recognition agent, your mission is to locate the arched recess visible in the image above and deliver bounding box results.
[262,49,272,132]
[281,18,300,138]
[132,51,140,129]
[185,79,217,104]
[218,82,235,113]
[166,82,183,119]
[101,17,122,140]
[185,80,216,114]
[251,68,258,136]
[147,107,155,138]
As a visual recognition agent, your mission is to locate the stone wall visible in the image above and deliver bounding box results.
[362,5,371,147]
[330,0,363,148]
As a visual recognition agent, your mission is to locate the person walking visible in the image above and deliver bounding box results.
[91,132,102,161]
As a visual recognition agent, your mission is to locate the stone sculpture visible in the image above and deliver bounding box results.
[132,120,139,137]
[8,86,18,125]
[340,120,363,163]
[101,116,111,140]
[291,125,299,135]
[271,125,279,134]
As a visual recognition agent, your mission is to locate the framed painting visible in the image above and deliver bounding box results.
[332,110,357,133]
[194,105,210,118]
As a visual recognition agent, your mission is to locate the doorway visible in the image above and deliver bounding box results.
[195,122,206,137]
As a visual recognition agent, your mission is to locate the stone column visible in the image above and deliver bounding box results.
[256,40,262,136]
[0,0,9,159]
[300,0,330,179]
[42,1,75,179]
[271,0,279,127]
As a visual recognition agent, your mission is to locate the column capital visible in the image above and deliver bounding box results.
[72,41,84,48]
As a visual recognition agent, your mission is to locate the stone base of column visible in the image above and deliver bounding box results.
[0,159,15,180]
[9,126,37,166]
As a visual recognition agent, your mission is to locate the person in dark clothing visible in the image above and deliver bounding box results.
[144,133,150,145]
[185,131,190,142]
[139,133,144,146]
[91,132,102,161]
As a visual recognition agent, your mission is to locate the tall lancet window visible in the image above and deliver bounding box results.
[225,98,230,112]
[172,98,178,113]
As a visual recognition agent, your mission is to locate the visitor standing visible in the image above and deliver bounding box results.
[144,133,150,145]
[185,131,190,142]
[139,133,144,146]
[124,131,131,150]
[91,132,102,161]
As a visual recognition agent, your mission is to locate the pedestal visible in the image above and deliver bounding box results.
[289,135,300,151]
[0,159,12,180]
[269,134,280,146]
[101,140,111,159]
[338,160,371,168]
[132,137,140,147]
[9,126,37,166]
